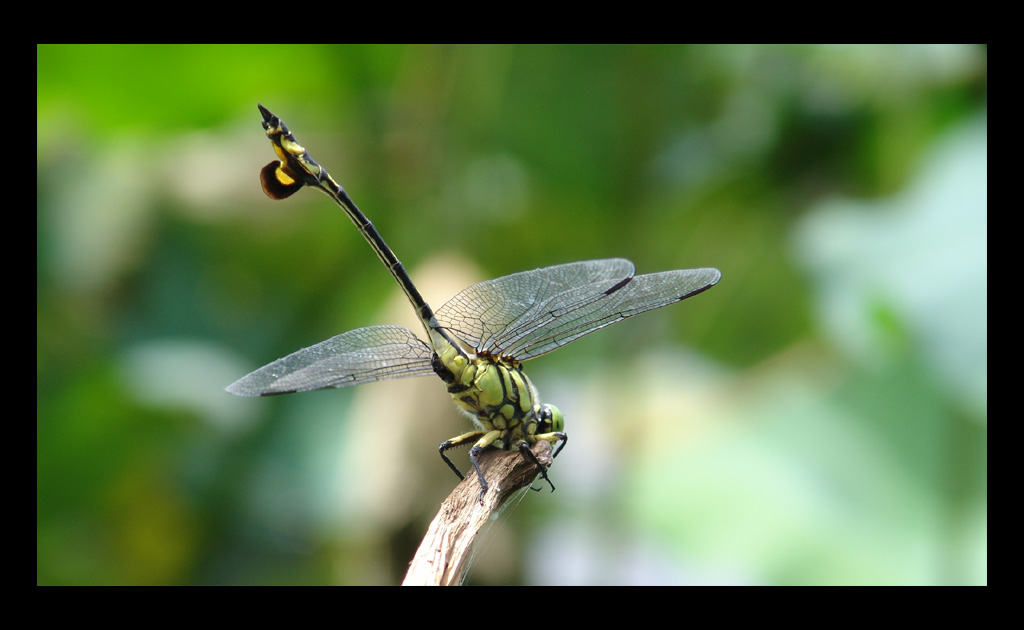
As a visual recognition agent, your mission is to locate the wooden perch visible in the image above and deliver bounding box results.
[402,441,554,586]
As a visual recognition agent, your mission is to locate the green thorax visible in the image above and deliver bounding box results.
[432,342,541,449]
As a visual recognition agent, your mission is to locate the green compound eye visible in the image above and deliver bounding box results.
[541,405,564,433]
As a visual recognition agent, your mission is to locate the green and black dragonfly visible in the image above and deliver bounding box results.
[227,105,721,501]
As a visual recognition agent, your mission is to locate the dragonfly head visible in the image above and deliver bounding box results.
[538,404,564,433]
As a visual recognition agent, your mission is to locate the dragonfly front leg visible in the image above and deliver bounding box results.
[517,431,567,493]
[515,440,555,493]
[536,431,568,459]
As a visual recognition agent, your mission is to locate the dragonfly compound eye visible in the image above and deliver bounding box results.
[540,404,564,432]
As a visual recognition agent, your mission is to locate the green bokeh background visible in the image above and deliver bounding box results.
[37,44,986,585]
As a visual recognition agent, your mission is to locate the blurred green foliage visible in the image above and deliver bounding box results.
[38,44,986,585]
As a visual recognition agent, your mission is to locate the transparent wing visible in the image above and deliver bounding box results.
[226,324,434,396]
[435,259,721,361]
[436,259,634,353]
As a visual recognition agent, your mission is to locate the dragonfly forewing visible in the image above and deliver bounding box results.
[501,267,720,359]
[435,260,720,361]
[436,259,636,351]
[227,324,434,396]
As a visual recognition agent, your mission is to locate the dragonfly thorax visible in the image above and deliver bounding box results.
[433,342,538,437]
[431,335,567,499]
[429,340,563,450]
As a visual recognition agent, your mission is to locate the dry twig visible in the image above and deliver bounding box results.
[403,441,554,586]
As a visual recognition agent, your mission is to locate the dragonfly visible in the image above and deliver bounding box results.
[227,104,722,502]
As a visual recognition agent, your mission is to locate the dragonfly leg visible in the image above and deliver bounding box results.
[438,430,486,481]
[467,445,489,503]
[465,430,503,503]
[517,440,557,493]
[535,431,568,458]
